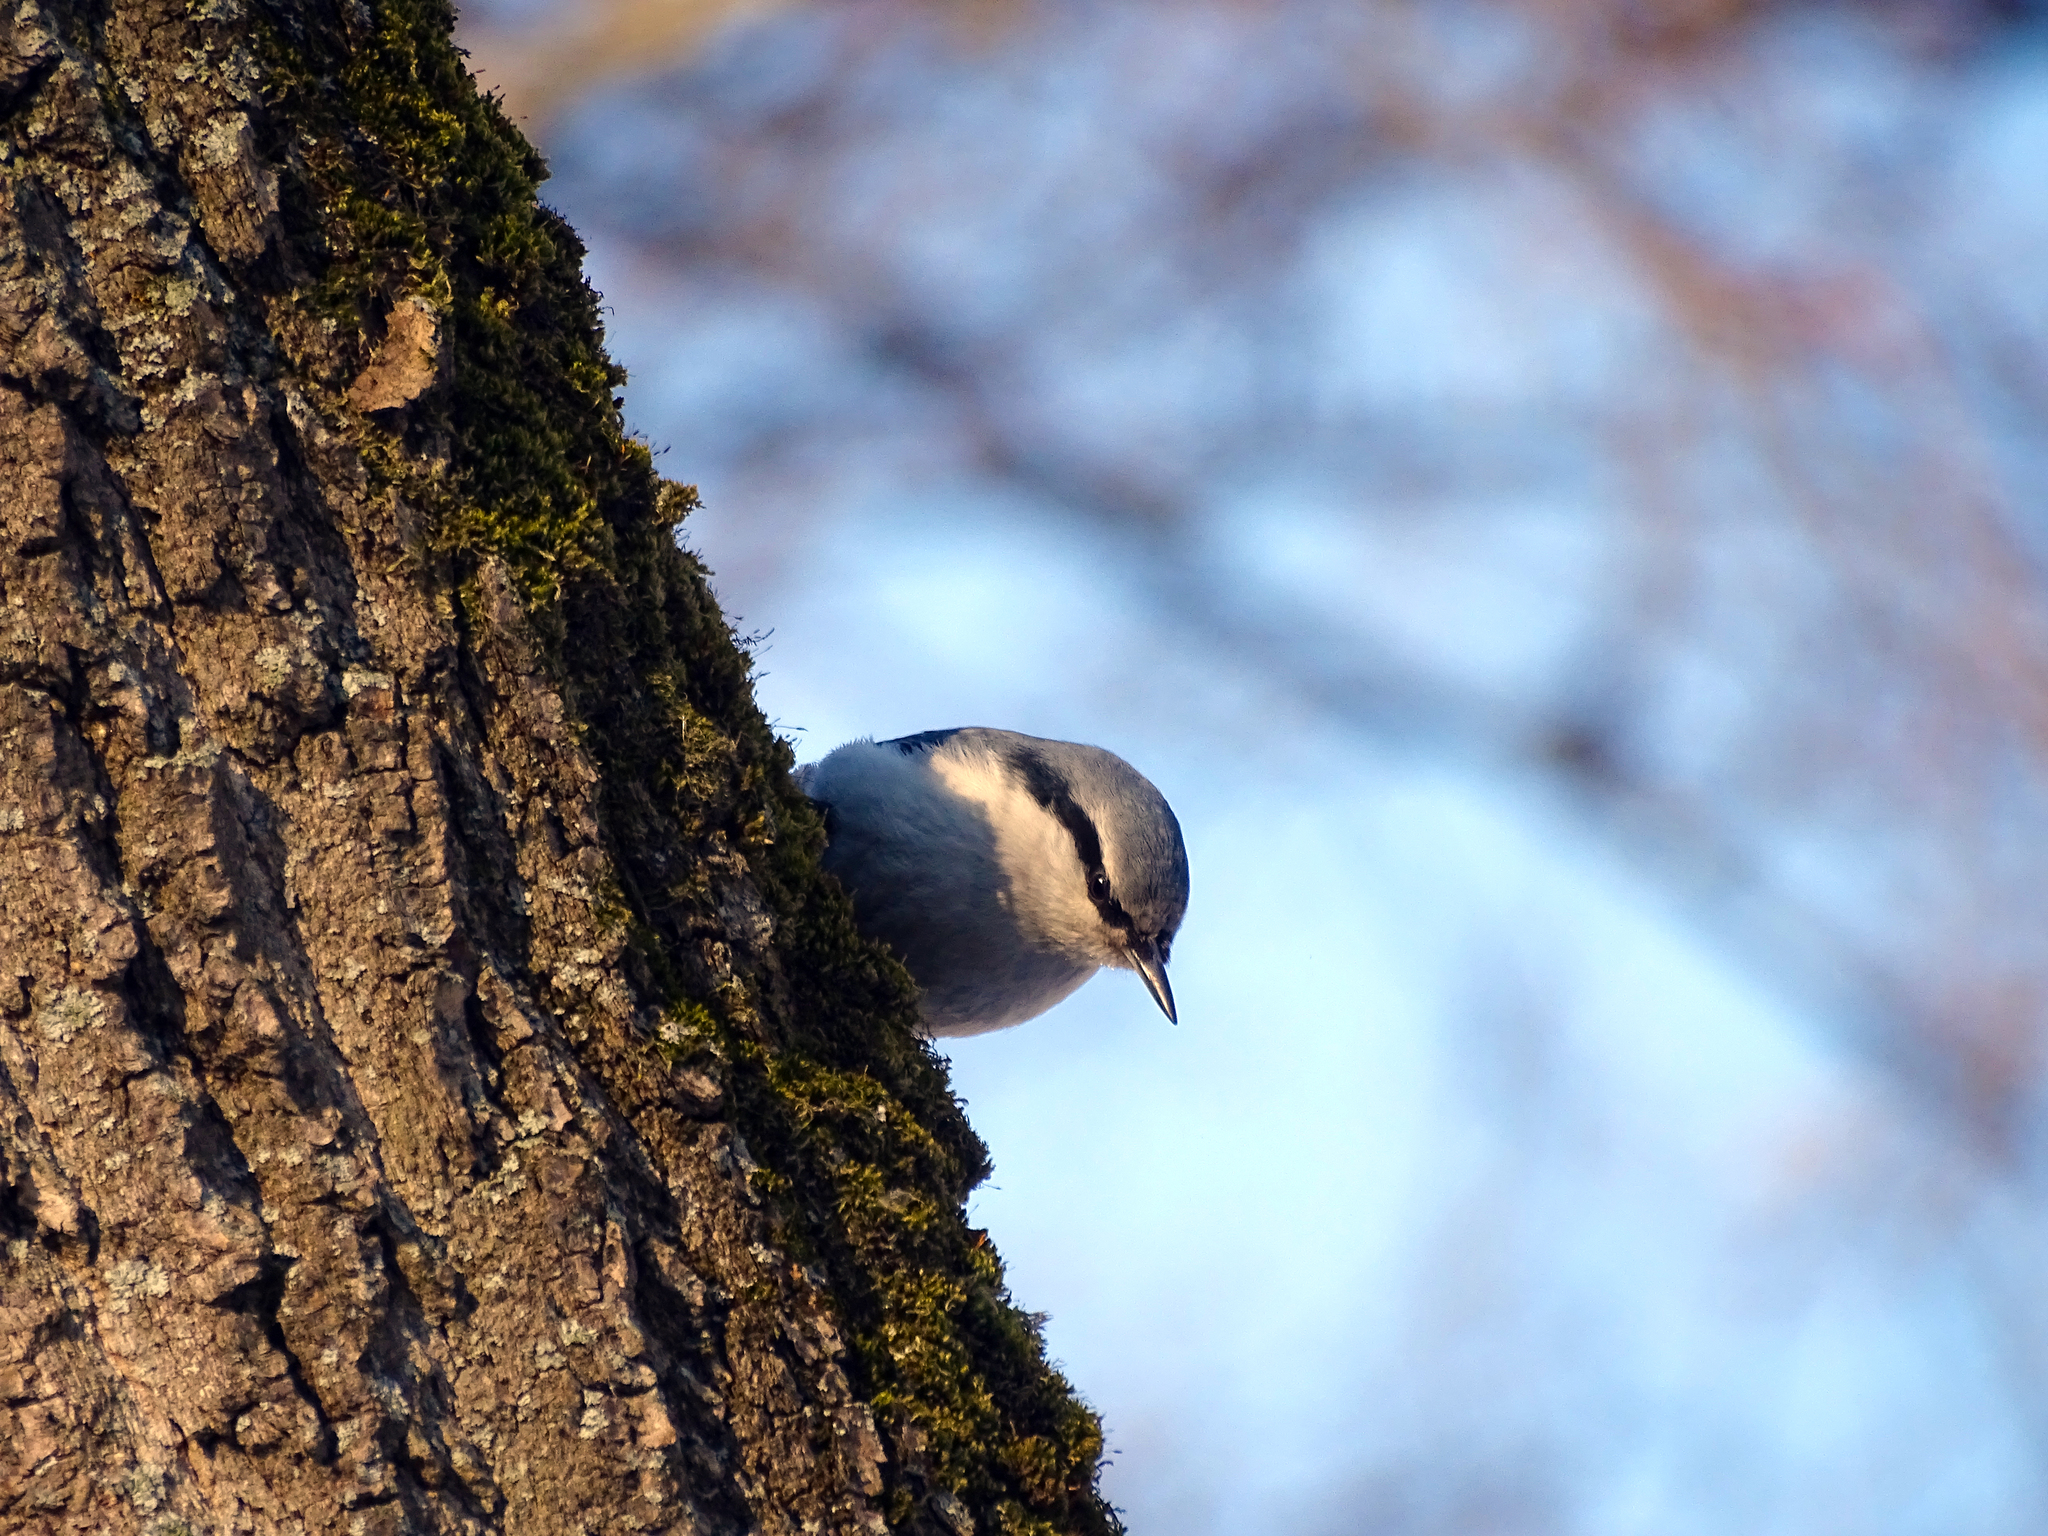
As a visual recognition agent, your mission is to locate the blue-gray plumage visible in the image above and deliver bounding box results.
[795,728,1189,1036]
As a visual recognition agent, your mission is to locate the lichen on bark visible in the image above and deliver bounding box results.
[0,2,1120,1533]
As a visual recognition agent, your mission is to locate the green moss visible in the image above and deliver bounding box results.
[249,1,1121,1530]
[256,0,621,614]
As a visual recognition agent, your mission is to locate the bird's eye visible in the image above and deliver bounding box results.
[1087,869,1111,900]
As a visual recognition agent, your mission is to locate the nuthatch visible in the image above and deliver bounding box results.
[797,728,1188,1036]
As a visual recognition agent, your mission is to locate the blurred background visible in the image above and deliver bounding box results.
[453,1,2048,1529]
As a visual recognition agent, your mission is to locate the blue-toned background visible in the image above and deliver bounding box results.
[458,3,2048,1527]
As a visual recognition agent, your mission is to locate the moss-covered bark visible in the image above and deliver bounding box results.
[0,1,1118,1532]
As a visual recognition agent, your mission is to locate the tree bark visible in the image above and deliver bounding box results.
[0,3,1117,1534]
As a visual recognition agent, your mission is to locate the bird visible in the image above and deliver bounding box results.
[795,727,1188,1037]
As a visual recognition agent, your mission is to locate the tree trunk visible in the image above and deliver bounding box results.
[0,3,1117,1533]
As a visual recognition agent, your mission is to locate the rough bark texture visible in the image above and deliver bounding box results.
[0,4,1117,1534]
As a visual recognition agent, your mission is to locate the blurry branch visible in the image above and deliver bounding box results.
[461,0,799,124]
[462,0,1036,127]
[1549,155,2048,1164]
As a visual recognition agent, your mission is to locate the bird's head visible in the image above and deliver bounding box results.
[992,737,1189,1022]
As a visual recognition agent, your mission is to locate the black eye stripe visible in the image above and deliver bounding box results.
[1007,748,1136,937]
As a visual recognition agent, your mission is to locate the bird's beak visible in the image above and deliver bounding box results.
[1126,937,1177,1024]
